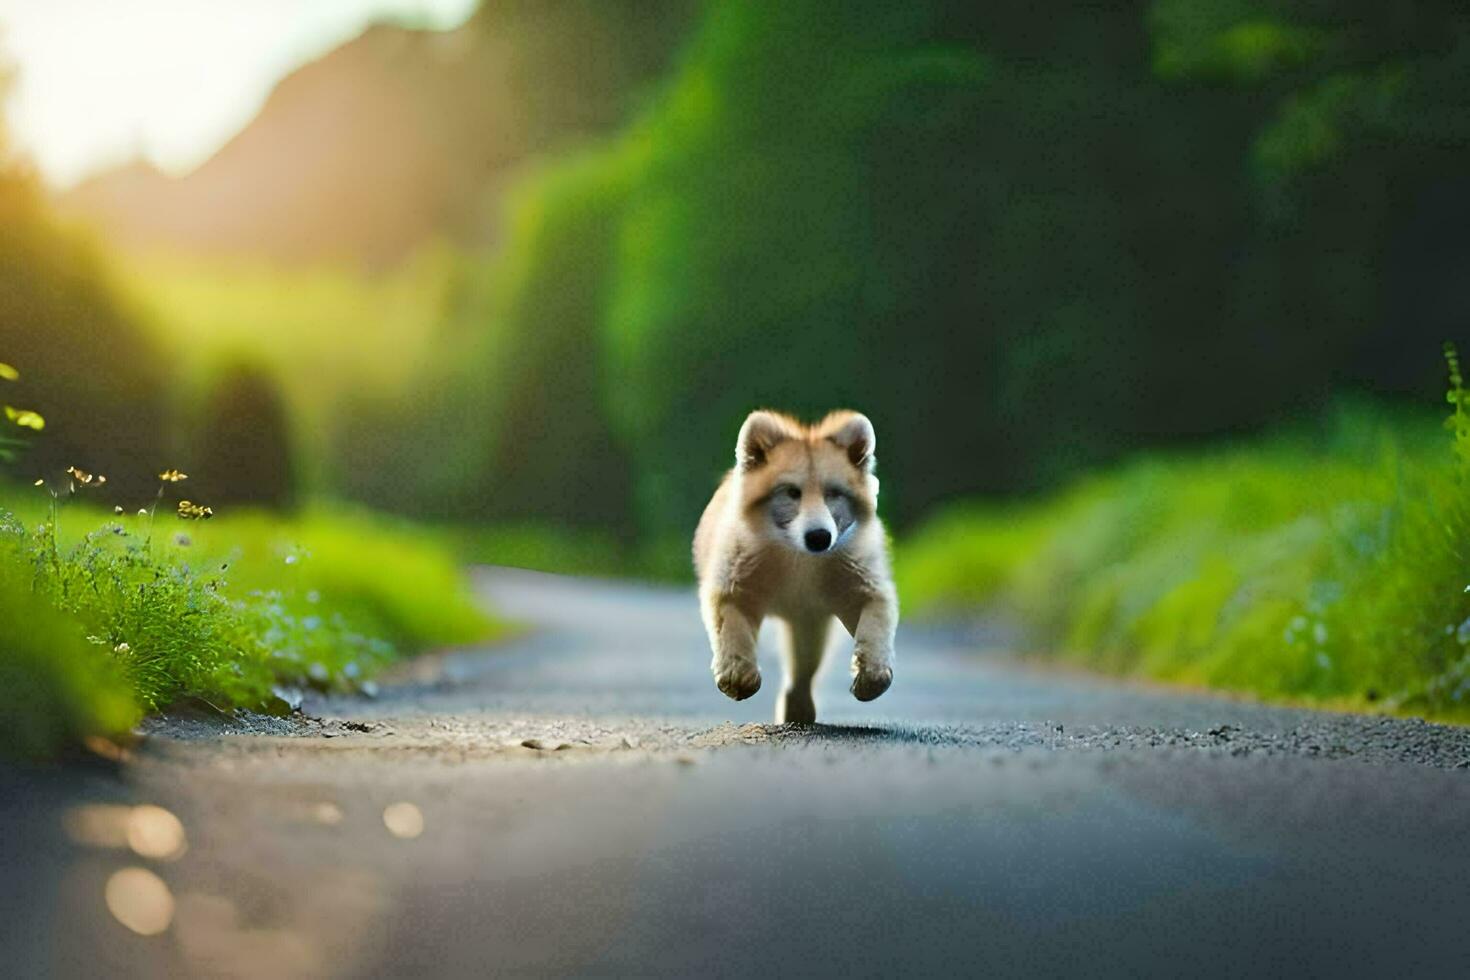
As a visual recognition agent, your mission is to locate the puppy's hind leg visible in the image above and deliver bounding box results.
[777,615,831,724]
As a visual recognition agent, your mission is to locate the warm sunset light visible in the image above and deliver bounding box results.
[0,0,476,187]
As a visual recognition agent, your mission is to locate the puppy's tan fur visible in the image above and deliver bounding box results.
[694,410,898,723]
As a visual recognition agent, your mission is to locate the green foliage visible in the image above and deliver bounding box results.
[0,488,499,756]
[460,155,637,526]
[181,506,496,651]
[602,2,1000,534]
[1151,0,1470,182]
[0,176,171,497]
[432,0,1470,541]
[472,2,1012,534]
[1151,2,1327,81]
[0,527,140,760]
[899,395,1470,720]
[1443,341,1470,472]
[1252,68,1405,180]
[0,359,41,462]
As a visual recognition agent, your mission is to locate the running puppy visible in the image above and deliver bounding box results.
[693,410,897,723]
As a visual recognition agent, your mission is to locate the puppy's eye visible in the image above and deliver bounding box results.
[783,486,801,501]
[824,487,844,501]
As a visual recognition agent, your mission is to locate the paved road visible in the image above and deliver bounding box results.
[5,568,1470,978]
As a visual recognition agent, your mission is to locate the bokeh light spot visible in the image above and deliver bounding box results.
[127,805,188,861]
[105,867,175,936]
[63,804,133,848]
[382,802,424,839]
[312,802,344,826]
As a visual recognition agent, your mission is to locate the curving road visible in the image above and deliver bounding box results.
[4,567,1470,977]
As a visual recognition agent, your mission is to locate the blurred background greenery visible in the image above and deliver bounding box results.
[7,0,1467,536]
[3,0,1470,729]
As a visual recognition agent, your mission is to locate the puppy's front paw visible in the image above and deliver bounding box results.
[850,663,893,702]
[713,660,762,701]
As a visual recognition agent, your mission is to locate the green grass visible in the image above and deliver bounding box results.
[898,398,1470,721]
[0,551,141,759]
[0,487,501,757]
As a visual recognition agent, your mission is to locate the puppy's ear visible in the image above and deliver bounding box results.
[826,412,875,470]
[736,411,792,470]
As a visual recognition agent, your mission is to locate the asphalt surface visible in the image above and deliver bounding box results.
[4,567,1470,978]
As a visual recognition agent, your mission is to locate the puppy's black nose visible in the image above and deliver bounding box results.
[803,529,832,553]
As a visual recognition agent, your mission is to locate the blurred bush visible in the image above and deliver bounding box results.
[899,397,1470,720]
[189,361,298,510]
[0,526,140,760]
[179,505,496,652]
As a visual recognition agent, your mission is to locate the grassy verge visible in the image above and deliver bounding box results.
[898,395,1470,722]
[0,487,502,758]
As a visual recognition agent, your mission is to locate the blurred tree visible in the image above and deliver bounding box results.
[595,1,1274,532]
[321,165,638,527]
[470,157,636,531]
[190,362,298,511]
[1150,0,1470,394]
[460,0,1468,540]
[0,60,171,499]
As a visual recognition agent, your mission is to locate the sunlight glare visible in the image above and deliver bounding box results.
[0,0,480,187]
